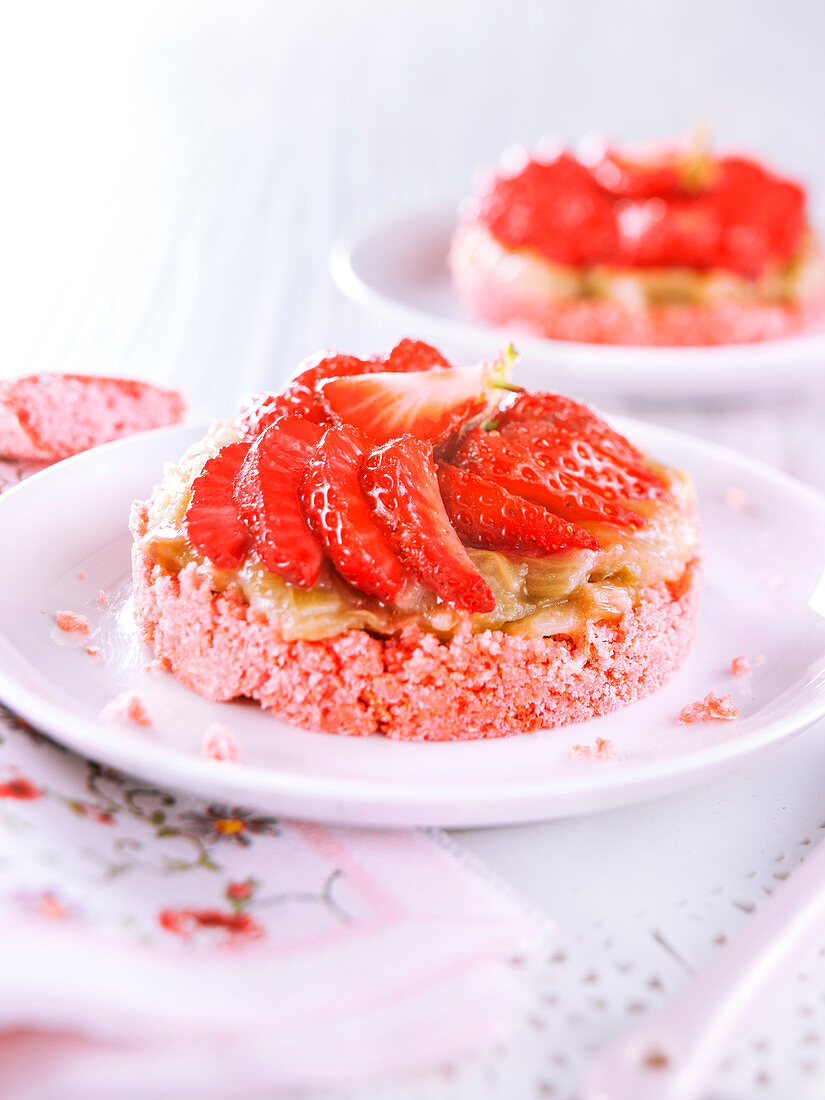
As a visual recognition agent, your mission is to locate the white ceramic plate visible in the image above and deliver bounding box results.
[1,422,824,828]
[331,205,825,398]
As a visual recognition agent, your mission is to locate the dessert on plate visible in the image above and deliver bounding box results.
[449,134,825,346]
[131,339,701,740]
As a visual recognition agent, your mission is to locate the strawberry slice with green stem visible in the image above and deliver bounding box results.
[186,441,252,569]
[437,463,600,556]
[300,424,405,602]
[320,354,515,446]
[361,436,495,613]
[233,416,326,587]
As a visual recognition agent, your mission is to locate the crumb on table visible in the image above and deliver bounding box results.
[55,610,90,635]
[571,737,616,760]
[202,723,240,763]
[679,691,739,724]
[730,655,752,677]
[102,691,152,727]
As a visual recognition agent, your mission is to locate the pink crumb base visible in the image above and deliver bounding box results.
[450,224,825,347]
[131,503,702,741]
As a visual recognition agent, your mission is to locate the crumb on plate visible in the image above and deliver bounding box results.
[202,723,240,763]
[725,487,748,510]
[86,645,99,657]
[102,691,152,727]
[571,737,616,760]
[678,691,739,724]
[55,610,90,635]
[97,590,108,607]
[730,655,752,677]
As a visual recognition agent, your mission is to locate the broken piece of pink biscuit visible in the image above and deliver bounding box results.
[571,737,616,760]
[730,655,752,677]
[86,645,99,657]
[55,610,90,635]
[97,590,108,607]
[678,691,739,724]
[0,374,185,462]
[202,723,240,763]
[102,691,152,727]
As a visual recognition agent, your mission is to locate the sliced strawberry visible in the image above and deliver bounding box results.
[237,354,374,436]
[437,463,600,556]
[382,338,450,372]
[453,428,644,529]
[186,442,251,569]
[361,436,494,613]
[300,424,404,602]
[233,417,325,586]
[320,363,502,445]
[237,342,452,439]
[497,392,669,501]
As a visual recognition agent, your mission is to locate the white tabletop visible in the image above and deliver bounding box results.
[5,2,825,1096]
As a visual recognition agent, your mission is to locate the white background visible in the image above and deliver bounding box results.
[4,3,825,1097]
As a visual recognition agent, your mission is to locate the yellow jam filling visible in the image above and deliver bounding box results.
[141,424,699,643]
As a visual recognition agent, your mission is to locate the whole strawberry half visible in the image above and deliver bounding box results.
[319,362,503,445]
[237,340,451,439]
[186,441,252,569]
[437,463,600,556]
[233,416,326,587]
[453,427,645,529]
[300,424,405,602]
[361,436,495,613]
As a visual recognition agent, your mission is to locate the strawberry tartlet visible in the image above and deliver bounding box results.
[131,339,702,740]
[450,136,825,346]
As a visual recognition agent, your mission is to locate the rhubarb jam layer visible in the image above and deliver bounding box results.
[137,422,699,644]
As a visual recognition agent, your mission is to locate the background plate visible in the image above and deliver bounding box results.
[0,422,824,828]
[331,205,825,398]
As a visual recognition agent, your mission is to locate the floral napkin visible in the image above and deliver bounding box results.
[0,457,546,1100]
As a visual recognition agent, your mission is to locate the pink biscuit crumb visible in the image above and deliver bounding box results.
[77,571,86,581]
[55,610,89,635]
[571,737,616,761]
[730,655,752,678]
[97,590,108,607]
[202,723,240,763]
[679,691,739,724]
[724,487,748,510]
[103,691,152,727]
[86,645,99,657]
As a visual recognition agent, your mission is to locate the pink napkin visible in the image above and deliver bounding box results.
[0,711,542,1097]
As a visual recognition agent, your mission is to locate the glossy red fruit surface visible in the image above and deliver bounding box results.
[437,462,600,555]
[361,436,495,613]
[233,417,325,587]
[300,424,405,602]
[186,441,252,569]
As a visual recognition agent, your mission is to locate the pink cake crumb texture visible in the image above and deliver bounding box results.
[450,224,825,347]
[202,723,240,763]
[730,655,752,678]
[571,737,616,761]
[678,691,739,724]
[0,375,185,462]
[55,610,89,635]
[131,503,701,741]
[103,691,152,728]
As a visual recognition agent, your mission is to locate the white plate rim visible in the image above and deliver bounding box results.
[1,422,825,823]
